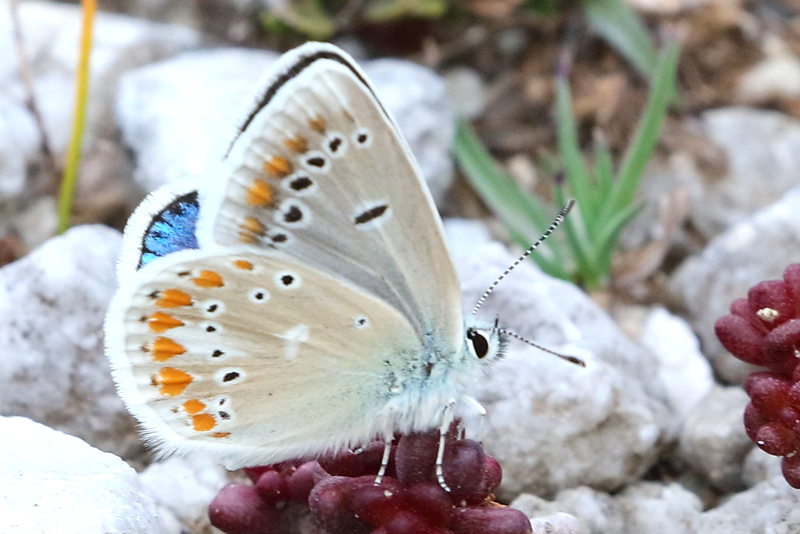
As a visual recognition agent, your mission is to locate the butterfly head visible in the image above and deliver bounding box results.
[464,316,507,366]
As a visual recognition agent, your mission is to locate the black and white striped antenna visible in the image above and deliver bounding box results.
[473,199,584,367]
[472,199,575,316]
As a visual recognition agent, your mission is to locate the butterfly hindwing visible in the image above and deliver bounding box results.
[106,248,441,467]
[198,43,463,353]
[117,182,200,286]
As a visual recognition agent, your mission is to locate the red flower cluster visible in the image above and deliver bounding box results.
[715,263,800,487]
[209,428,532,534]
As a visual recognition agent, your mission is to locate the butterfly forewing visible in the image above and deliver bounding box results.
[107,248,425,467]
[200,45,463,353]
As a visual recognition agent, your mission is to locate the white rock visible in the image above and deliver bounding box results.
[678,386,752,491]
[0,416,163,534]
[445,67,486,119]
[116,47,454,204]
[139,454,229,534]
[742,446,783,487]
[639,307,714,425]
[629,109,800,254]
[445,219,672,497]
[617,482,702,534]
[511,487,625,533]
[531,513,584,534]
[695,476,800,533]
[669,187,800,382]
[554,487,625,533]
[0,225,142,459]
[618,151,700,252]
[694,108,800,237]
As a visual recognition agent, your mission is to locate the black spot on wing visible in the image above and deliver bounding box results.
[284,206,303,223]
[354,204,388,225]
[289,176,313,191]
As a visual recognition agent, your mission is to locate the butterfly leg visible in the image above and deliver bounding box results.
[373,437,393,486]
[460,395,487,436]
[435,398,457,492]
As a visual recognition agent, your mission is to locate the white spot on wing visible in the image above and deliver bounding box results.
[280,324,309,361]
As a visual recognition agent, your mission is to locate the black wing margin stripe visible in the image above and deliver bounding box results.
[225,49,390,158]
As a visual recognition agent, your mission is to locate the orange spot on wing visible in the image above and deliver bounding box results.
[193,270,224,288]
[212,432,231,438]
[192,413,216,432]
[284,136,308,154]
[153,367,192,396]
[309,115,326,133]
[263,156,292,177]
[246,179,274,207]
[152,337,186,361]
[183,399,205,415]
[240,216,265,236]
[234,259,254,270]
[148,311,184,333]
[157,289,192,308]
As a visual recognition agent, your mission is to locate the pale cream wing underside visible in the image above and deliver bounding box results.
[199,47,462,349]
[106,247,421,468]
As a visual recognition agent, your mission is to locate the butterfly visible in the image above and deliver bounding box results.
[105,42,523,476]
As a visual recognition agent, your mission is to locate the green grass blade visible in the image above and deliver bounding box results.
[454,120,569,278]
[364,0,446,21]
[267,0,334,39]
[590,202,644,281]
[594,141,614,199]
[555,77,596,225]
[583,0,658,80]
[610,42,679,214]
[553,187,594,284]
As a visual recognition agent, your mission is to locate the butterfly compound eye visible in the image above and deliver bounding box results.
[467,329,490,359]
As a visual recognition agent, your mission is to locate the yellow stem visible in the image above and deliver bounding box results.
[57,0,96,234]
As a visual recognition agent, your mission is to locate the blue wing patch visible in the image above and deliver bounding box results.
[138,191,200,269]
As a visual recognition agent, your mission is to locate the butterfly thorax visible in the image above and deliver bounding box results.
[373,331,476,436]
[373,317,505,437]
